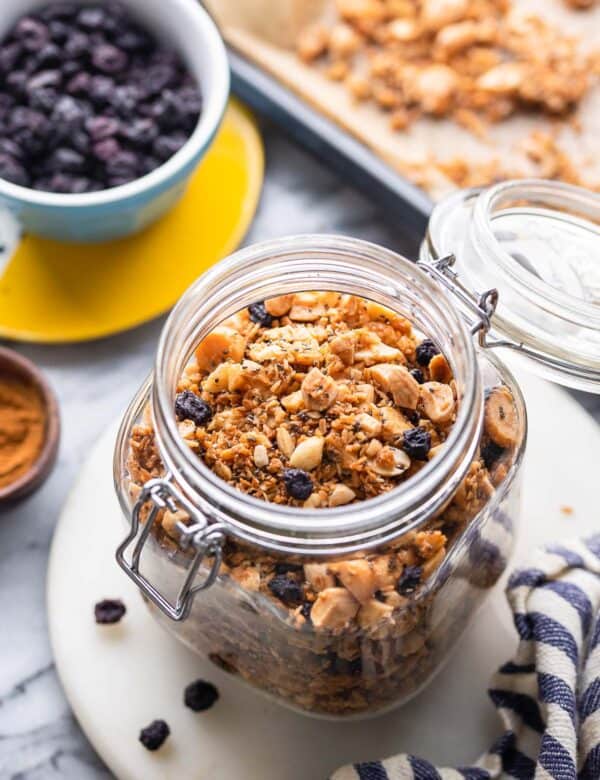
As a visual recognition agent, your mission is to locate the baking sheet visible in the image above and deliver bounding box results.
[207,0,600,204]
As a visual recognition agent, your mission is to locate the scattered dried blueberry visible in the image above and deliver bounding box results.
[396,565,422,596]
[248,302,273,328]
[283,468,314,501]
[184,679,220,712]
[402,427,431,461]
[300,601,313,620]
[481,440,505,470]
[92,43,127,74]
[410,368,425,384]
[139,719,170,752]
[415,339,440,366]
[268,574,304,607]
[174,390,212,426]
[94,598,126,624]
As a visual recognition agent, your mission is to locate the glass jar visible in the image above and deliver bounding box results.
[114,180,598,719]
[114,230,528,719]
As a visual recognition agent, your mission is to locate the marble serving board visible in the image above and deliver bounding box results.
[205,0,600,198]
[47,364,600,780]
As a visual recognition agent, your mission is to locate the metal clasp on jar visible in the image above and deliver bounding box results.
[116,475,226,621]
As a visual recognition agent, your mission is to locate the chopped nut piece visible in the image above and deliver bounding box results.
[289,294,327,322]
[371,446,411,476]
[276,427,295,458]
[355,413,382,438]
[419,381,455,423]
[310,587,360,629]
[358,598,394,628]
[330,559,375,604]
[421,0,468,31]
[429,353,452,383]
[368,364,420,409]
[253,444,269,468]
[478,62,525,94]
[162,509,188,539]
[380,406,411,440]
[413,65,458,116]
[265,294,295,317]
[289,437,325,471]
[281,390,305,413]
[249,326,322,366]
[301,367,338,411]
[297,24,329,62]
[304,563,335,591]
[329,484,357,506]
[329,332,356,365]
[484,386,519,447]
[204,363,230,393]
[196,327,246,372]
[329,23,361,58]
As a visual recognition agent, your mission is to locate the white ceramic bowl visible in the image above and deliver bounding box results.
[0,0,229,242]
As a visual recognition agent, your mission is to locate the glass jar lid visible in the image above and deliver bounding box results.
[421,179,600,393]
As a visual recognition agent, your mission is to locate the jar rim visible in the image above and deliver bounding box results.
[151,234,485,555]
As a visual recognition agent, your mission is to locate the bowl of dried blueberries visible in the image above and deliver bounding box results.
[0,0,229,242]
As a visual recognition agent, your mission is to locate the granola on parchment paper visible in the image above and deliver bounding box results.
[296,0,600,189]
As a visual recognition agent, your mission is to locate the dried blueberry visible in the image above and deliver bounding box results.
[109,84,141,116]
[410,368,425,384]
[39,3,78,22]
[396,565,422,596]
[283,469,314,501]
[481,440,505,470]
[174,390,212,426]
[152,133,187,161]
[66,71,92,95]
[145,63,175,95]
[29,87,59,113]
[52,96,89,127]
[86,114,120,140]
[300,601,313,620]
[402,427,431,461]
[183,679,219,712]
[115,29,152,53]
[92,137,120,161]
[27,69,62,91]
[15,18,49,52]
[64,31,89,59]
[0,154,29,186]
[268,574,304,607]
[6,71,28,97]
[0,139,23,159]
[248,302,273,328]
[92,43,127,74]
[94,598,126,624]
[0,43,23,74]
[105,149,139,177]
[88,75,115,104]
[35,42,61,67]
[48,20,72,43]
[139,719,169,752]
[77,6,106,30]
[415,339,440,366]
[46,147,86,173]
[120,118,158,146]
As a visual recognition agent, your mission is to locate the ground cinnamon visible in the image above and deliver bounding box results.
[0,372,46,489]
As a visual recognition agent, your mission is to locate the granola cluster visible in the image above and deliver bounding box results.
[126,291,522,716]
[296,0,600,188]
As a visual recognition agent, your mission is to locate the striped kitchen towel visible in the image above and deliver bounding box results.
[332,535,600,780]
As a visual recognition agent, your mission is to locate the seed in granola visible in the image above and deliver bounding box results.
[416,339,440,366]
[396,565,423,595]
[139,719,170,751]
[283,468,314,500]
[268,574,304,607]
[481,439,505,470]
[410,368,425,384]
[174,390,212,426]
[248,302,273,328]
[94,598,126,624]
[402,427,432,461]
[184,679,219,712]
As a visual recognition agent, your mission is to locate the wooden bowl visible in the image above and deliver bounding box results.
[0,347,60,504]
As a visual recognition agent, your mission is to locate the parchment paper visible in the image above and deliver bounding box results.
[206,0,600,198]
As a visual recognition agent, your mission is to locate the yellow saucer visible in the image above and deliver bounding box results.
[0,100,263,343]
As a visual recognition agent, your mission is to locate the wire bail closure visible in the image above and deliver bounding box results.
[116,475,226,621]
[416,254,498,346]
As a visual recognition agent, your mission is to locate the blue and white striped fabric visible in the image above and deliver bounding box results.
[332,535,600,780]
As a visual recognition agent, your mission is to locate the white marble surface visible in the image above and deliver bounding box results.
[1,124,599,780]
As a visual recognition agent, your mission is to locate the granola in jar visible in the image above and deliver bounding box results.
[126,290,522,716]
